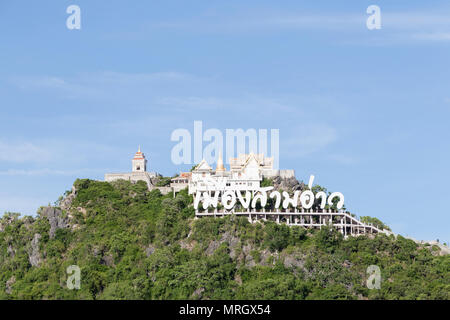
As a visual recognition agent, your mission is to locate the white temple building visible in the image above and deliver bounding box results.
[187,153,388,237]
[170,172,191,193]
[187,152,294,195]
[104,147,160,188]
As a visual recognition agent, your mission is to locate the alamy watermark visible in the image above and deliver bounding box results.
[66,5,81,30]
[366,265,381,289]
[171,121,280,169]
[367,5,382,30]
[66,265,81,290]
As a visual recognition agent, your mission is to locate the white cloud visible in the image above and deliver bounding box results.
[140,9,450,44]
[383,12,450,30]
[10,71,200,100]
[0,141,52,163]
[0,139,120,169]
[0,168,104,176]
[156,95,300,114]
[411,32,450,41]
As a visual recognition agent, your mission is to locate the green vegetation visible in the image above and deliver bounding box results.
[0,179,448,300]
[154,176,172,187]
[360,216,391,231]
[261,177,273,188]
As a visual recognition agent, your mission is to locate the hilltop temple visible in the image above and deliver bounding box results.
[171,152,295,195]
[104,148,294,195]
[104,147,160,189]
[103,148,386,236]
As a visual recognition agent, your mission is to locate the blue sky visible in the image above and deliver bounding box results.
[1,0,449,242]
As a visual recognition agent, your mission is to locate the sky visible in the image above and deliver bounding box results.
[0,0,449,242]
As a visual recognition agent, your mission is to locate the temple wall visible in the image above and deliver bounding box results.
[105,172,152,188]
[154,186,172,195]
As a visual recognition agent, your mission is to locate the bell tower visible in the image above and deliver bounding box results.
[132,146,147,172]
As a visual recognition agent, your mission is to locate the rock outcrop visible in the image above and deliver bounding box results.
[271,176,304,192]
[7,244,15,258]
[5,276,15,294]
[39,207,68,239]
[60,186,77,211]
[28,233,42,267]
[145,244,156,257]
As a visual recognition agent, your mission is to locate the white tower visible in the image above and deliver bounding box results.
[132,146,147,172]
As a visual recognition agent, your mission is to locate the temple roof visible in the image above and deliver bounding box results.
[195,159,212,171]
[171,172,192,181]
[133,146,145,160]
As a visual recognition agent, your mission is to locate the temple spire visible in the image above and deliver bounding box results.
[216,151,225,171]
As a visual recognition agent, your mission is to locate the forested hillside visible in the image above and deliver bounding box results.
[0,179,448,300]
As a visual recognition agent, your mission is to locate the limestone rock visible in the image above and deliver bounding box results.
[220,231,240,258]
[100,254,114,267]
[244,254,256,268]
[28,233,42,267]
[6,276,15,294]
[7,244,15,258]
[40,207,68,239]
[283,254,305,269]
[259,249,274,266]
[60,186,77,211]
[272,176,304,192]
[92,246,101,257]
[205,240,221,256]
[145,244,156,257]
[179,240,195,251]
[191,287,205,299]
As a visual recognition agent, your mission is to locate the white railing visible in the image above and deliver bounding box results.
[194,209,388,235]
